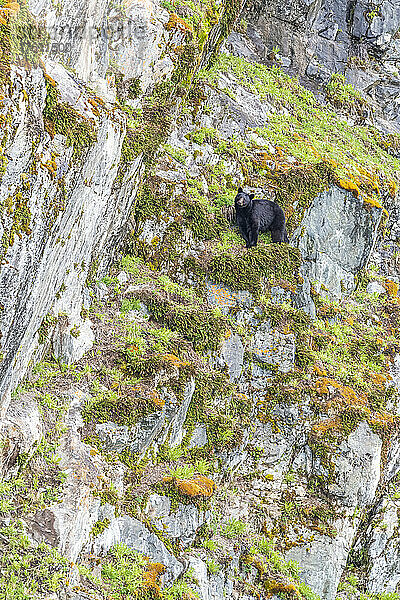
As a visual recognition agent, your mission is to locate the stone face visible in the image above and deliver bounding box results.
[93,514,183,583]
[366,281,386,294]
[286,519,357,600]
[328,421,382,507]
[0,64,139,412]
[29,0,170,90]
[286,422,382,600]
[52,318,95,365]
[220,333,244,380]
[363,498,400,593]
[127,378,195,455]
[241,0,400,129]
[145,493,207,547]
[250,321,295,373]
[23,389,124,561]
[188,424,208,449]
[3,0,400,597]
[294,188,382,298]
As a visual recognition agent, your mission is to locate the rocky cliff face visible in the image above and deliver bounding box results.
[0,0,400,599]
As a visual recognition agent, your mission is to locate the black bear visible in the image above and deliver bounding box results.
[234,187,289,248]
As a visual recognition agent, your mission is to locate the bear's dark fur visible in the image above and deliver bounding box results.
[234,187,289,248]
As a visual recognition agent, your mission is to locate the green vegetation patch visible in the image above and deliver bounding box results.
[325,72,366,115]
[0,521,69,599]
[43,78,97,159]
[186,243,302,295]
[197,53,400,203]
[142,291,229,353]
[183,369,250,452]
[273,162,334,234]
[78,543,199,599]
[0,0,47,85]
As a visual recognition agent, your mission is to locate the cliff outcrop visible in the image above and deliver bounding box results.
[0,0,400,598]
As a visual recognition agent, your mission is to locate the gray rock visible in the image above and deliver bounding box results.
[220,333,244,380]
[25,389,124,561]
[116,272,129,284]
[329,421,382,508]
[95,422,131,452]
[93,514,183,583]
[250,321,295,373]
[188,424,208,449]
[145,493,207,547]
[129,378,195,455]
[294,187,382,298]
[364,498,400,593]
[52,318,95,365]
[0,64,142,409]
[366,281,386,294]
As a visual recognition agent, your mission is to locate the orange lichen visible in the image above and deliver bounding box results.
[165,12,193,33]
[41,157,57,177]
[142,562,166,593]
[363,195,383,210]
[383,279,399,297]
[368,410,395,429]
[173,476,215,497]
[389,180,397,198]
[315,377,371,424]
[265,579,300,598]
[312,416,341,437]
[0,1,20,24]
[44,73,57,87]
[149,389,165,408]
[87,98,100,116]
[209,285,237,307]
[369,372,386,388]
[338,178,360,197]
[162,353,191,368]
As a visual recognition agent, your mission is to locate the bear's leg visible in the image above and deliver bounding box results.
[244,226,252,248]
[248,227,259,248]
[237,218,251,247]
[271,228,285,243]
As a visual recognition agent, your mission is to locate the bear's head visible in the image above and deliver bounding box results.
[234,187,254,208]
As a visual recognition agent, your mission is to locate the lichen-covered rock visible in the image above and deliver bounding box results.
[250,321,295,373]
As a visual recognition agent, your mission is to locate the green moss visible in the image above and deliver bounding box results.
[183,369,250,452]
[43,79,97,159]
[0,521,69,598]
[82,388,145,427]
[186,244,302,295]
[144,293,228,352]
[206,0,243,66]
[134,176,175,223]
[0,0,47,84]
[325,73,367,115]
[0,190,33,262]
[91,518,111,537]
[120,101,173,164]
[109,65,142,104]
[37,313,58,344]
[273,163,334,234]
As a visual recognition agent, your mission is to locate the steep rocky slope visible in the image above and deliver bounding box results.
[0,0,400,599]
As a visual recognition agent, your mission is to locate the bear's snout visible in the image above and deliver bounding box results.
[235,195,248,207]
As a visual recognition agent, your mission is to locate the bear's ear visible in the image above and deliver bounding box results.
[249,193,255,200]
[238,187,243,193]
